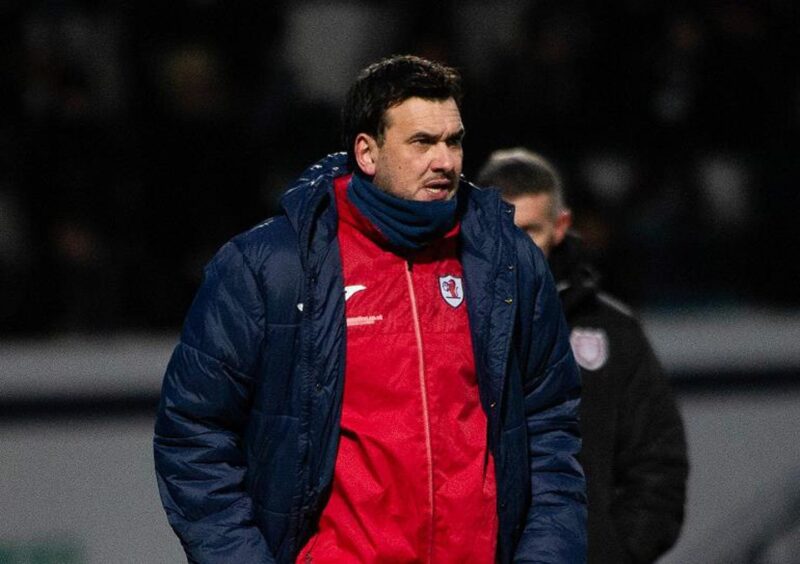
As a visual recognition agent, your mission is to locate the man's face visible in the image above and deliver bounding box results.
[506,192,569,257]
[356,97,464,202]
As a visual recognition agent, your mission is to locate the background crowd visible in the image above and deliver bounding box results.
[2,0,798,335]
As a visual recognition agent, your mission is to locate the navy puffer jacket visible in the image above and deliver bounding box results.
[154,153,586,563]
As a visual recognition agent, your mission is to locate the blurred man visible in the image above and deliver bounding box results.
[154,56,586,563]
[479,148,688,564]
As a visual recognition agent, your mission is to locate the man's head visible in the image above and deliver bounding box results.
[477,148,572,256]
[342,55,465,202]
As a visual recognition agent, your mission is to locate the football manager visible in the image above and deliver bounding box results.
[154,54,587,563]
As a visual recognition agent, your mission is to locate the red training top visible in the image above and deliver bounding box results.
[296,175,498,563]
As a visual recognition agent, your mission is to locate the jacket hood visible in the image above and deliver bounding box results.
[548,232,600,315]
[280,152,350,236]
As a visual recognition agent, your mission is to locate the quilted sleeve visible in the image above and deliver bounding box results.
[611,330,688,563]
[153,239,275,564]
[514,241,587,563]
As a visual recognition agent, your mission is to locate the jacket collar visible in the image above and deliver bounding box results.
[281,152,349,236]
[548,233,600,315]
[459,180,516,431]
[280,153,506,266]
[280,153,349,272]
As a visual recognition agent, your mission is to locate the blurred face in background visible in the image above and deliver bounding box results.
[505,192,571,257]
[354,96,464,202]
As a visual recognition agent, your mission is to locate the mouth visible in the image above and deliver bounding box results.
[422,178,455,200]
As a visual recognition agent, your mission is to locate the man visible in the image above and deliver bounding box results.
[154,56,586,564]
[478,148,688,564]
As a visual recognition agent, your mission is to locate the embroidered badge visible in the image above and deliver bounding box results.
[570,328,609,371]
[439,275,464,308]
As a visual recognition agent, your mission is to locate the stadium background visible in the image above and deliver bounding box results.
[1,1,799,563]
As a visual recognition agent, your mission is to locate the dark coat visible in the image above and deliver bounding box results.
[549,234,688,564]
[153,153,587,564]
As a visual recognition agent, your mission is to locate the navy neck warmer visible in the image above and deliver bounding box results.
[347,172,458,250]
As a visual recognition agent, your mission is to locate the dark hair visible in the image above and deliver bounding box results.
[342,54,463,168]
[476,148,566,216]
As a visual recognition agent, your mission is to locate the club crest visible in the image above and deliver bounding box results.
[570,328,609,371]
[439,275,464,308]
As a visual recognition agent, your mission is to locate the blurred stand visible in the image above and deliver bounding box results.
[2,1,798,336]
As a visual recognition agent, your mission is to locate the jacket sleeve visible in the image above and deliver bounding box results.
[610,332,688,563]
[153,240,275,564]
[514,245,587,563]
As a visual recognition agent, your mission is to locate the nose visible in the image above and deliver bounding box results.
[431,142,458,174]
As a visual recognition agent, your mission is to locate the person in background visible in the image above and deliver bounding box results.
[154,56,586,564]
[478,147,688,564]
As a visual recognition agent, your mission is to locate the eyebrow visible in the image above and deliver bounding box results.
[408,127,466,143]
[448,128,466,142]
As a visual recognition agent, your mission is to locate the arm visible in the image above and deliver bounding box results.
[514,246,587,563]
[611,333,688,563]
[153,240,275,564]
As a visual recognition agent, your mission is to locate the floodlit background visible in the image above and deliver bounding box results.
[1,1,799,563]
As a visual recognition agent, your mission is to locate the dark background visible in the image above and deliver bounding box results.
[1,0,798,335]
[2,3,800,562]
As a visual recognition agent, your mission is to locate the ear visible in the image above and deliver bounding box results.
[553,208,572,246]
[354,133,378,177]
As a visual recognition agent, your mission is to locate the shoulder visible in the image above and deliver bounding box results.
[569,286,641,329]
[201,214,301,296]
[227,154,347,270]
[595,292,635,319]
[591,292,647,339]
[570,291,654,370]
[575,291,637,331]
[462,180,550,279]
[231,215,297,263]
